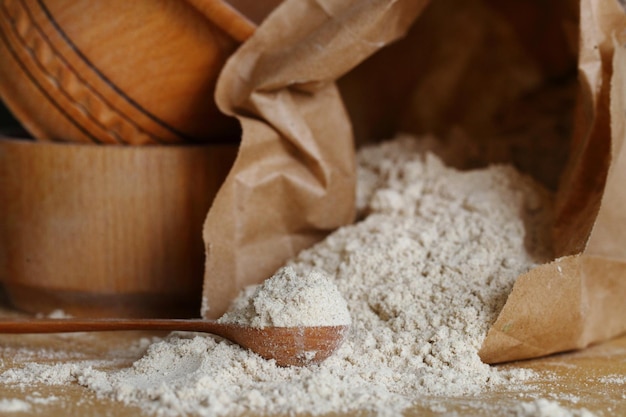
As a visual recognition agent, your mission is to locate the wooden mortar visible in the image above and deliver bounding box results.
[0,136,237,317]
[0,0,278,145]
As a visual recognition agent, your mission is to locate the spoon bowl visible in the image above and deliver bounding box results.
[0,318,349,367]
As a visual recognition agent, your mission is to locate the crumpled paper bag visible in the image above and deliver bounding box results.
[201,0,430,317]
[479,0,626,363]
[201,0,626,364]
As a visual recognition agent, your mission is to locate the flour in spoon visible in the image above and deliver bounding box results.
[3,135,555,416]
[218,267,351,328]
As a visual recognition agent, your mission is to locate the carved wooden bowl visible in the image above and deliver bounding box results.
[0,0,271,145]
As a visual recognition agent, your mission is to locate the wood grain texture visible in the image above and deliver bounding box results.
[0,137,238,317]
[0,0,271,144]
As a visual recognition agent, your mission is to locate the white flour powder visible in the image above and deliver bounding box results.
[509,399,595,417]
[0,398,31,413]
[1,135,559,416]
[218,267,351,328]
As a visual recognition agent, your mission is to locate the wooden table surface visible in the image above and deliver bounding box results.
[0,304,623,417]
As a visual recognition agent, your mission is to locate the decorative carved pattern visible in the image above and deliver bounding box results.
[0,0,174,144]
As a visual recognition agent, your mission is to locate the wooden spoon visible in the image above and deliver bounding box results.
[0,319,349,367]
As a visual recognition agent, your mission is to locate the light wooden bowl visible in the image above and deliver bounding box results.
[0,0,276,145]
[0,136,237,317]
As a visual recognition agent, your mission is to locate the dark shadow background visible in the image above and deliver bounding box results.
[0,101,25,138]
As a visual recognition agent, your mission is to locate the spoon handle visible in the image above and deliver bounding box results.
[0,319,351,367]
[0,318,222,334]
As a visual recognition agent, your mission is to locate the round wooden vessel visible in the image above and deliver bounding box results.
[0,136,238,317]
[0,0,265,144]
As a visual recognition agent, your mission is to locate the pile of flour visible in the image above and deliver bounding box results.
[218,267,351,328]
[2,135,559,416]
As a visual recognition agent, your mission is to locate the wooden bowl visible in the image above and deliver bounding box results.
[0,0,275,145]
[0,136,237,317]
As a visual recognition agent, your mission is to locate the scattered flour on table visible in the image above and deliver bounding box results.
[35,309,72,319]
[508,399,596,417]
[0,135,556,416]
[25,394,61,405]
[0,336,159,388]
[598,374,626,384]
[0,398,31,413]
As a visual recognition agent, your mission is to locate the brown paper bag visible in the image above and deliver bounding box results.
[201,0,626,364]
[201,0,430,317]
[480,0,626,363]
